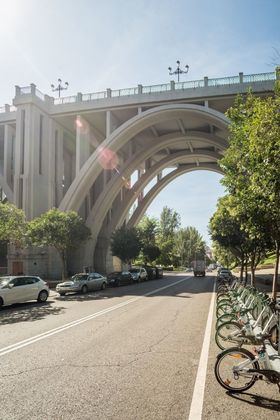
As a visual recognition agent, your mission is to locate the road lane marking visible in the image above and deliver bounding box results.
[188,280,216,420]
[0,276,191,358]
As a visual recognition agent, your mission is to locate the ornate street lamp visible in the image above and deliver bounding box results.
[168,60,189,82]
[51,78,69,97]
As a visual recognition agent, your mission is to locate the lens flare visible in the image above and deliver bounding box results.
[97,146,119,170]
[75,117,83,129]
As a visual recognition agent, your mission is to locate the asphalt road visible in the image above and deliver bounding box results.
[0,274,279,419]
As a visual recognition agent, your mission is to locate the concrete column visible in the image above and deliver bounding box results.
[75,115,90,175]
[204,77,208,87]
[106,110,119,138]
[138,84,143,94]
[137,168,144,205]
[170,80,175,90]
[4,124,15,189]
[56,127,64,205]
[48,119,56,208]
[145,158,151,171]
[239,72,244,83]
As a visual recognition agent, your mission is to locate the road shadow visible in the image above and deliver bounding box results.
[0,300,65,325]
[227,391,280,412]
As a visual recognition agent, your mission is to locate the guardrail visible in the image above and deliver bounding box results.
[10,71,278,108]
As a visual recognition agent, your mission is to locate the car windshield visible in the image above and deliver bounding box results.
[0,277,10,286]
[71,274,88,282]
[129,269,140,273]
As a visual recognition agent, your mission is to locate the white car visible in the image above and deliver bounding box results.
[0,276,49,308]
[56,272,107,296]
[129,267,148,282]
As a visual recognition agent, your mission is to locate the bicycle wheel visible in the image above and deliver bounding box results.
[216,313,237,329]
[268,324,279,350]
[214,347,259,392]
[216,302,235,318]
[215,321,244,350]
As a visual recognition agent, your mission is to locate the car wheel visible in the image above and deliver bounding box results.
[59,293,65,296]
[81,285,88,294]
[0,297,3,308]
[115,280,120,287]
[101,282,106,290]
[37,290,48,303]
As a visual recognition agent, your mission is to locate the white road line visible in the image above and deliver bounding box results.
[0,276,191,358]
[188,281,216,420]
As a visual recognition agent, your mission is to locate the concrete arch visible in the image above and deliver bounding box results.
[107,151,221,233]
[85,131,226,236]
[59,104,229,212]
[127,163,223,228]
[93,163,222,273]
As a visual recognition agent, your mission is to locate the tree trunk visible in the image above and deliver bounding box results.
[250,264,255,286]
[272,241,280,301]
[250,253,256,286]
[240,257,244,283]
[244,259,248,285]
[59,249,68,280]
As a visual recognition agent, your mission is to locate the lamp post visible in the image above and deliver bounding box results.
[51,78,69,98]
[168,60,189,82]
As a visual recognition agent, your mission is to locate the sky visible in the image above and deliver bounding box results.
[0,0,279,243]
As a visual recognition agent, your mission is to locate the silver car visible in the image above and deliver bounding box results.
[0,276,49,308]
[56,272,107,296]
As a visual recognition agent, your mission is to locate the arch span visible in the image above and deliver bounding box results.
[127,163,222,228]
[85,131,225,238]
[106,151,221,235]
[59,104,229,212]
[92,163,222,273]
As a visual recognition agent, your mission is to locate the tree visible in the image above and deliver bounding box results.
[220,82,280,295]
[0,202,26,245]
[159,206,181,238]
[141,244,161,264]
[110,225,142,265]
[28,208,91,279]
[137,216,161,264]
[157,207,181,266]
[209,195,270,283]
[174,227,205,267]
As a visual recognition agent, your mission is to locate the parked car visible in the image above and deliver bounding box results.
[155,266,163,279]
[107,271,133,287]
[129,267,148,282]
[217,269,232,280]
[56,272,107,296]
[0,276,49,308]
[144,266,157,280]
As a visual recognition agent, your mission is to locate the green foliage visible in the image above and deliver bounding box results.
[141,244,161,264]
[216,85,280,293]
[174,227,205,267]
[0,202,26,245]
[159,206,181,239]
[110,225,141,264]
[28,208,91,279]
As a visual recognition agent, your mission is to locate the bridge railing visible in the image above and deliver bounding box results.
[12,71,278,107]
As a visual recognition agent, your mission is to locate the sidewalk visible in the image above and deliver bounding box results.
[234,267,280,296]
